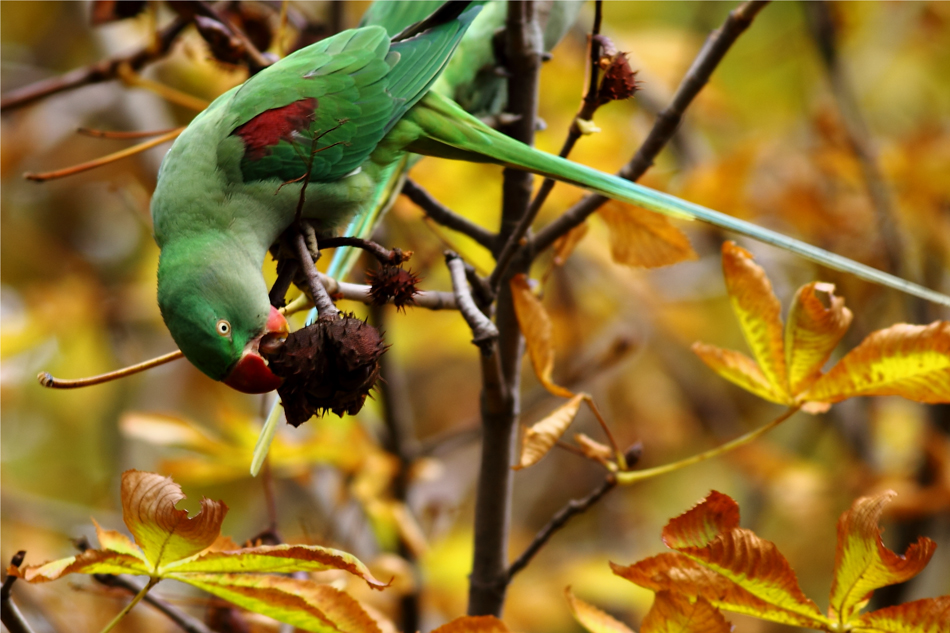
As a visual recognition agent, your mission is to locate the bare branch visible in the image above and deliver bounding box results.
[1,551,33,633]
[446,252,499,353]
[402,179,497,251]
[531,0,770,254]
[0,17,190,112]
[94,575,213,633]
[194,1,271,71]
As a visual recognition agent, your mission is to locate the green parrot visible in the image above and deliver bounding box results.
[152,1,948,396]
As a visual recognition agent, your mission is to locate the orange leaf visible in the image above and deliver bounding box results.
[802,321,950,404]
[565,587,635,633]
[598,201,698,269]
[515,393,585,470]
[510,274,573,397]
[721,242,789,398]
[641,591,731,633]
[691,342,791,404]
[829,491,937,624]
[429,615,510,633]
[16,549,150,583]
[784,282,853,395]
[553,221,590,266]
[613,491,829,629]
[122,469,228,571]
[852,596,950,633]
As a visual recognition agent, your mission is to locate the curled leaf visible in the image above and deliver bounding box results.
[802,321,950,404]
[829,491,936,624]
[852,596,950,633]
[598,201,698,269]
[721,242,789,398]
[565,587,634,633]
[784,282,853,395]
[641,591,731,633]
[510,274,573,397]
[122,470,228,571]
[16,549,149,583]
[515,394,585,470]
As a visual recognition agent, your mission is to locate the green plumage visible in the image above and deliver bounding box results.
[152,0,950,393]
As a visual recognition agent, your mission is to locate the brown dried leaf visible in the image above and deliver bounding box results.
[565,587,635,633]
[641,591,732,633]
[829,491,937,624]
[510,274,573,397]
[598,201,698,269]
[553,221,590,266]
[122,470,227,571]
[691,342,791,404]
[802,321,950,404]
[515,393,585,470]
[721,242,789,398]
[429,615,510,633]
[574,433,614,466]
[785,282,853,395]
[852,596,950,633]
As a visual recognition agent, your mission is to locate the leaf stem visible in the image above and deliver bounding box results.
[616,406,800,485]
[98,577,158,633]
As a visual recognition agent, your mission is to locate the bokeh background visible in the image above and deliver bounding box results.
[2,2,949,632]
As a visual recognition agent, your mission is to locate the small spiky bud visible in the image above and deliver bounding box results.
[261,313,388,426]
[366,265,422,312]
[597,53,639,105]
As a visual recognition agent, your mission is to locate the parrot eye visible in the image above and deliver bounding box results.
[215,319,232,337]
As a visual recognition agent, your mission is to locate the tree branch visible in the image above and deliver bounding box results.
[531,0,770,255]
[446,252,499,353]
[1,552,33,633]
[506,476,617,582]
[0,16,190,112]
[402,179,497,251]
[94,575,213,633]
[468,0,543,618]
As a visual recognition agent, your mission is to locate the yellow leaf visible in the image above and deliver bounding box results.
[573,433,614,466]
[721,242,789,398]
[179,573,382,633]
[612,491,830,629]
[92,519,150,562]
[802,321,950,404]
[16,549,150,583]
[164,543,387,589]
[429,615,509,633]
[552,221,590,266]
[515,393,585,470]
[598,201,698,269]
[510,274,573,397]
[565,587,635,633]
[828,491,936,625]
[641,591,731,633]
[121,470,228,571]
[852,596,950,633]
[691,342,791,404]
[784,282,853,395]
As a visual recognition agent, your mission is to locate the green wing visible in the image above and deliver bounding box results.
[220,5,482,185]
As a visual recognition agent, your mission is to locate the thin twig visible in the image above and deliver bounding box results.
[77,126,183,139]
[282,276,458,315]
[531,0,771,255]
[292,232,339,319]
[93,575,212,633]
[402,180,497,251]
[0,17,190,112]
[316,237,411,266]
[506,476,617,582]
[24,127,184,182]
[489,0,606,291]
[98,578,158,633]
[446,252,499,353]
[37,350,184,389]
[195,1,271,71]
[1,551,32,633]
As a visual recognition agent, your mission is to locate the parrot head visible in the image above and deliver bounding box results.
[157,241,289,393]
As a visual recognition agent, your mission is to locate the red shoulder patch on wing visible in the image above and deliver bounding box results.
[233,98,318,161]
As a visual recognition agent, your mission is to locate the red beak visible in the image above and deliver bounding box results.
[223,306,289,394]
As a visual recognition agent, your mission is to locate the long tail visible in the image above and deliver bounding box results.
[407,91,950,308]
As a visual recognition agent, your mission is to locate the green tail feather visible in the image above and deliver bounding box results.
[408,91,950,308]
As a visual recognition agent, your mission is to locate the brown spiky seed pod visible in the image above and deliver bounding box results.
[261,314,388,426]
[597,53,639,105]
[366,265,421,312]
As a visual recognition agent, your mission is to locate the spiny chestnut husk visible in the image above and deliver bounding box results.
[597,53,639,105]
[366,265,421,311]
[260,314,388,426]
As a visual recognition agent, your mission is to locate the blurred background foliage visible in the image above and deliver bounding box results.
[2,2,949,632]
